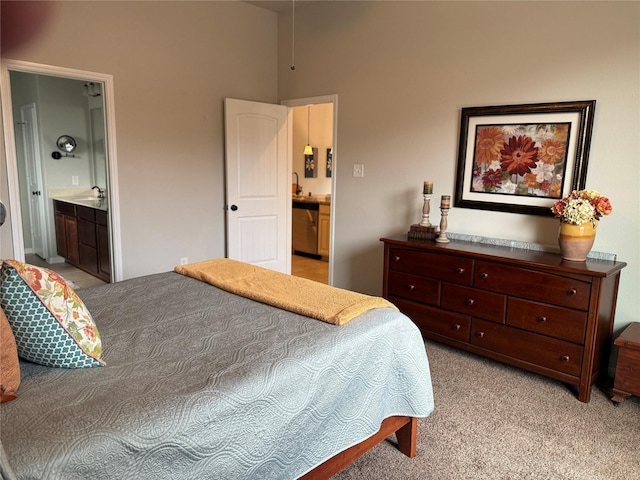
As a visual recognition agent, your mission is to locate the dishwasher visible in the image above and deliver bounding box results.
[292,201,319,256]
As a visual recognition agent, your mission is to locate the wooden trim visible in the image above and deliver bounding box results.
[299,416,417,480]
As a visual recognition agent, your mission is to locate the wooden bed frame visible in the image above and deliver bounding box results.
[300,416,417,479]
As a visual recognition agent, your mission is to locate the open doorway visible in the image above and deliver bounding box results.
[283,96,337,285]
[1,60,122,285]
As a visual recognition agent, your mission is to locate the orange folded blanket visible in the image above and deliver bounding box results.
[174,258,397,326]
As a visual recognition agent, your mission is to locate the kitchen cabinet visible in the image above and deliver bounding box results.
[318,204,331,258]
[381,236,626,403]
[54,200,110,282]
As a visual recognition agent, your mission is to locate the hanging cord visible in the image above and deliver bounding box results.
[290,0,296,70]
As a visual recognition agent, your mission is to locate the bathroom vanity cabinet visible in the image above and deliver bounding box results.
[54,200,80,265]
[381,236,626,403]
[54,200,110,282]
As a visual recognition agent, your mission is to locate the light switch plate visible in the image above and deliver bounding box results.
[353,164,364,178]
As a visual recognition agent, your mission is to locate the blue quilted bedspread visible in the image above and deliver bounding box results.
[0,272,434,479]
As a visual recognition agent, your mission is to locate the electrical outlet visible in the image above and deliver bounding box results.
[72,175,79,185]
[353,164,364,178]
[180,257,188,265]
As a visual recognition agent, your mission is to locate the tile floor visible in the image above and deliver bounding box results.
[25,254,108,289]
[291,254,329,284]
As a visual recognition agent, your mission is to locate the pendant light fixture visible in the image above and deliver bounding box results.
[290,0,296,71]
[304,105,313,155]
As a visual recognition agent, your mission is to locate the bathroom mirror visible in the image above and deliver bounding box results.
[56,135,76,153]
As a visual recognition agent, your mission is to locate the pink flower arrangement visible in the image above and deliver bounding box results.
[551,189,612,226]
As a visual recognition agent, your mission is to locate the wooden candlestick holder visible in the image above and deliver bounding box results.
[419,194,432,227]
[435,207,450,243]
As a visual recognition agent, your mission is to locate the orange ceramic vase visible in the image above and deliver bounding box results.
[558,221,597,262]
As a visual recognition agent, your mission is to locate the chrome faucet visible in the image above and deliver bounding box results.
[292,172,302,195]
[92,186,106,199]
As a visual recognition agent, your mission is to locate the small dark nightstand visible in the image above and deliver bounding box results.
[611,323,640,405]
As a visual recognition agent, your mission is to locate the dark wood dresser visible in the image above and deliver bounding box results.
[381,236,626,403]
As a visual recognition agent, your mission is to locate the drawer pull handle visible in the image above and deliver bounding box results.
[538,316,547,323]
[479,272,488,279]
[568,288,577,296]
[406,284,415,291]
[456,267,465,274]
[392,256,400,262]
[561,355,570,363]
[452,324,461,330]
[466,299,475,306]
[476,331,485,338]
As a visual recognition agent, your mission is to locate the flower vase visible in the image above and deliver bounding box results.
[558,221,597,262]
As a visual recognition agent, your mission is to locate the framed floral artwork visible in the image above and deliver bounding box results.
[326,148,333,177]
[454,100,596,216]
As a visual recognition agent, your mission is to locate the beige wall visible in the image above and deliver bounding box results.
[277,1,639,333]
[1,1,638,336]
[1,0,278,278]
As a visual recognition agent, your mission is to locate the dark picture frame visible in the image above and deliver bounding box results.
[326,148,333,177]
[454,100,596,216]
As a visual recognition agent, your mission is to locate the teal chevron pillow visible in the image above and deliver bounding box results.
[0,260,104,368]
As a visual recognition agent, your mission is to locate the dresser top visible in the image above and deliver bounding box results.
[381,236,626,278]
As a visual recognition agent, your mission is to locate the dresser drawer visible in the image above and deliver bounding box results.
[471,319,583,377]
[391,296,470,343]
[388,248,473,285]
[507,298,587,344]
[441,283,506,324]
[474,260,591,310]
[388,271,439,306]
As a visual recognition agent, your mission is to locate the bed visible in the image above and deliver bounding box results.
[0,260,434,479]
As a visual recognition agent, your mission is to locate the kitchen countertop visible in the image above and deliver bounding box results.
[292,195,331,206]
[53,196,108,211]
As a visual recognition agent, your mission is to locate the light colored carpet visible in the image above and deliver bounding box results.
[334,339,640,479]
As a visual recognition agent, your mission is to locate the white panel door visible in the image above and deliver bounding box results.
[21,104,47,259]
[224,98,291,273]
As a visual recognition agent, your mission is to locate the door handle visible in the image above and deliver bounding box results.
[230,205,238,211]
[32,191,41,196]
